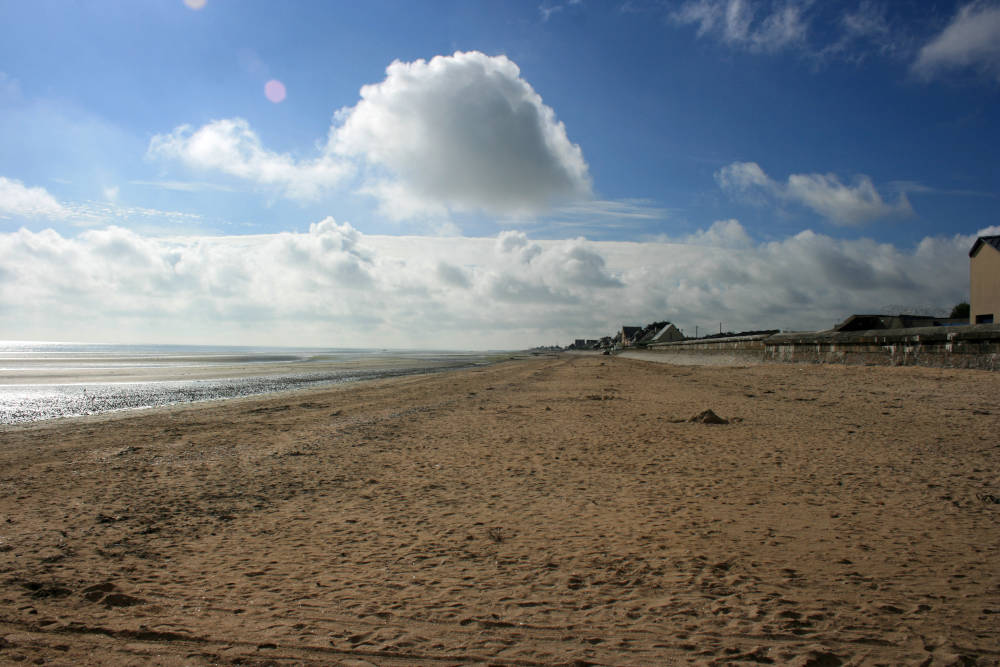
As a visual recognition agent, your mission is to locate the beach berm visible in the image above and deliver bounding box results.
[1,354,998,665]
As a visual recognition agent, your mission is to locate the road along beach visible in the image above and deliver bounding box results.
[1,355,998,665]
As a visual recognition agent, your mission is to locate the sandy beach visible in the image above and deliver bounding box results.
[1,354,998,666]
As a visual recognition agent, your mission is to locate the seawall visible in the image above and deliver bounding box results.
[644,325,1000,371]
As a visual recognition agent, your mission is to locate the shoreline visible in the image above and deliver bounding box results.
[0,352,522,425]
[1,355,998,665]
[0,367,427,435]
[0,356,519,434]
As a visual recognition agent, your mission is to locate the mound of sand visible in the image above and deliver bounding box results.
[689,409,729,424]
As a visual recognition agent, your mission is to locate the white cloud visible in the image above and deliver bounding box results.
[332,51,592,219]
[539,0,581,22]
[496,229,536,256]
[669,1,925,66]
[914,2,1000,81]
[682,219,755,248]
[62,201,205,233]
[0,221,976,347]
[538,240,624,288]
[356,179,449,221]
[716,161,912,225]
[491,231,622,291]
[715,161,770,190]
[0,177,212,233]
[147,118,351,201]
[671,0,809,53]
[822,1,907,63]
[0,177,69,220]
[148,52,591,220]
[785,172,912,225]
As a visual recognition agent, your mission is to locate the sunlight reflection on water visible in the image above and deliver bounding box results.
[0,343,496,424]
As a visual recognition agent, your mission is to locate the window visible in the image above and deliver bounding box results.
[975,314,995,324]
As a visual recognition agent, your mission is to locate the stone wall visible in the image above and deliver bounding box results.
[646,325,1000,370]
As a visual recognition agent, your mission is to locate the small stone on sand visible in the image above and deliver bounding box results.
[690,409,729,424]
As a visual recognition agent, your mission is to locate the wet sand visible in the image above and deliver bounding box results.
[1,354,998,665]
[0,354,483,385]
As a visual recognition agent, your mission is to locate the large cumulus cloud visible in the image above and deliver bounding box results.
[333,51,591,218]
[0,220,981,348]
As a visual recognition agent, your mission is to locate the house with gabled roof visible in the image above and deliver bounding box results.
[636,322,684,345]
[970,235,1000,325]
[649,323,684,343]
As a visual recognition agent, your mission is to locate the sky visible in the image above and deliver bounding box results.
[1,0,998,349]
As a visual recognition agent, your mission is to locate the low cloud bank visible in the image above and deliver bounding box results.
[0,220,981,348]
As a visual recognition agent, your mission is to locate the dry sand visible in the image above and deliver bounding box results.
[1,354,998,666]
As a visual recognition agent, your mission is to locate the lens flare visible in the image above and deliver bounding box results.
[183,0,206,10]
[264,79,286,104]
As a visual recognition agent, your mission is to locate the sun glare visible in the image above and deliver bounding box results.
[264,79,286,104]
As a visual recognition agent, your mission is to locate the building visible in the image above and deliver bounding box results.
[650,323,684,343]
[970,235,1000,325]
[615,321,687,348]
[620,326,642,347]
[637,322,684,345]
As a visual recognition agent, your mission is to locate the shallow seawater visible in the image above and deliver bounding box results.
[0,342,500,424]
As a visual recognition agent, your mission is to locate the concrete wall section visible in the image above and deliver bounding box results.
[646,334,768,363]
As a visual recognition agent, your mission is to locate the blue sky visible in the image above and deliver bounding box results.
[1,1,998,347]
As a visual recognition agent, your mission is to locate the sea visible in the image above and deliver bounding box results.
[0,341,505,424]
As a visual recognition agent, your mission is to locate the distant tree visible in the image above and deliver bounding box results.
[950,302,970,319]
